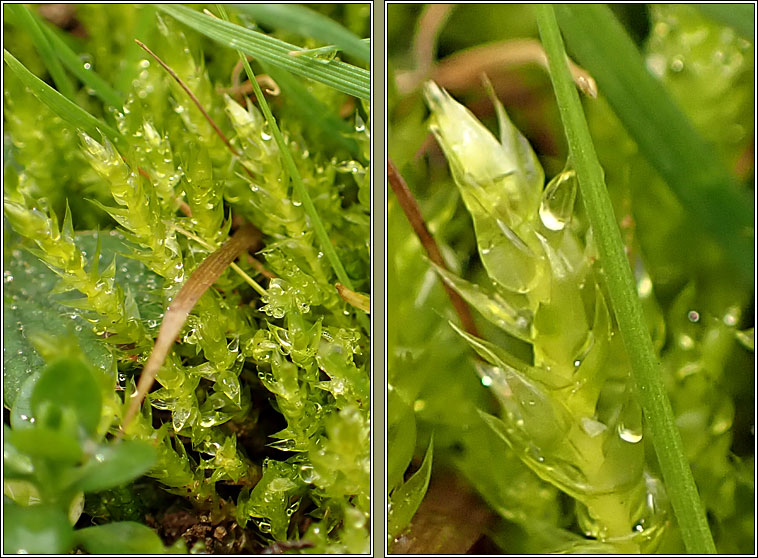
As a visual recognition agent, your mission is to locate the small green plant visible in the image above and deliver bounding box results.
[4,351,178,554]
[4,4,370,553]
[388,4,753,554]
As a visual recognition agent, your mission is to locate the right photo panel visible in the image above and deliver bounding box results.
[387,4,755,555]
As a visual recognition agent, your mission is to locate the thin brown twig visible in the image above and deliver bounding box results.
[413,5,455,78]
[245,253,276,280]
[396,38,597,98]
[119,223,262,437]
[134,39,247,165]
[388,158,479,337]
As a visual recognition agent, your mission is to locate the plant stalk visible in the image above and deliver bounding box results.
[535,5,716,554]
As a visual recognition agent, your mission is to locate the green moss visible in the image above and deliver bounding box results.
[4,4,370,554]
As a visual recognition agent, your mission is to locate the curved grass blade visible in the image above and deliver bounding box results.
[553,4,753,285]
[217,5,370,334]
[228,3,370,63]
[3,50,121,144]
[535,6,717,554]
[36,19,123,108]
[262,63,361,157]
[6,4,76,100]
[157,4,369,100]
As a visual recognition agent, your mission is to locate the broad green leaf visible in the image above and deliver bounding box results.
[9,373,40,431]
[3,50,121,144]
[554,5,753,284]
[30,356,102,436]
[387,436,434,542]
[74,521,185,554]
[3,232,163,408]
[3,499,75,554]
[229,4,370,63]
[156,4,370,100]
[9,427,82,464]
[3,425,34,477]
[73,440,157,493]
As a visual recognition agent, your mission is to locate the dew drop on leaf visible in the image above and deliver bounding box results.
[618,424,643,444]
[539,168,577,232]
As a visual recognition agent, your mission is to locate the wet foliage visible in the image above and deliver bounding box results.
[388,4,753,554]
[4,4,370,554]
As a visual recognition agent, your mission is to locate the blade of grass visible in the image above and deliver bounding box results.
[554,4,753,286]
[157,4,369,101]
[535,6,716,554]
[3,50,121,145]
[29,13,123,108]
[695,3,754,39]
[228,3,370,63]
[215,5,369,334]
[6,4,76,100]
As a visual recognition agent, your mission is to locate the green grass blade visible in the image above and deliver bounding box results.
[32,15,123,108]
[215,6,370,334]
[696,3,754,38]
[3,50,121,145]
[157,4,370,100]
[553,4,753,285]
[262,63,361,157]
[229,3,370,63]
[535,6,717,554]
[6,4,76,100]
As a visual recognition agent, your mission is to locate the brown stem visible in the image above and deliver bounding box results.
[245,253,276,280]
[396,38,597,99]
[388,158,479,337]
[119,223,262,437]
[134,38,254,179]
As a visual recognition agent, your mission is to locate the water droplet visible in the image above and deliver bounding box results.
[618,425,643,444]
[687,310,700,323]
[669,55,684,73]
[678,334,694,350]
[637,274,653,297]
[539,168,577,231]
[413,399,426,412]
[481,375,493,387]
[723,306,740,327]
[299,464,315,483]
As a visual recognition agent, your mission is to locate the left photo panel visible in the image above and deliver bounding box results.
[3,4,372,555]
